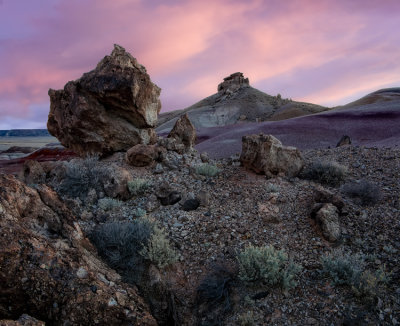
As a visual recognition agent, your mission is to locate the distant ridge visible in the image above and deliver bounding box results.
[0,129,50,137]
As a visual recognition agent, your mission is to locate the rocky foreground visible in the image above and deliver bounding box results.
[1,142,399,325]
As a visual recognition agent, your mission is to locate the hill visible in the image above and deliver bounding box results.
[157,72,328,133]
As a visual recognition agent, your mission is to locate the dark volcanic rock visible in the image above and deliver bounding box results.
[126,144,165,167]
[0,174,156,325]
[48,44,161,156]
[182,198,200,211]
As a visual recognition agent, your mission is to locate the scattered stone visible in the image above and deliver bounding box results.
[100,165,132,200]
[182,199,200,211]
[336,135,352,147]
[240,133,304,177]
[197,190,210,207]
[48,44,160,156]
[200,152,209,163]
[76,267,88,279]
[154,163,164,174]
[126,144,165,167]
[313,203,341,242]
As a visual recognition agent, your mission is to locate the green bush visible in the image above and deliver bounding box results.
[132,207,146,218]
[321,252,364,286]
[98,197,123,211]
[57,155,109,198]
[140,226,178,269]
[128,178,150,195]
[237,245,301,290]
[302,160,347,186]
[321,252,390,301]
[195,163,220,177]
[237,311,255,326]
[341,180,381,206]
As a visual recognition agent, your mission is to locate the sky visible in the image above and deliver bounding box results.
[0,0,399,130]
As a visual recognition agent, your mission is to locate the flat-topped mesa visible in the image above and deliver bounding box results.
[217,72,250,94]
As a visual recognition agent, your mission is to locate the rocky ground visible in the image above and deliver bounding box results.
[3,143,397,325]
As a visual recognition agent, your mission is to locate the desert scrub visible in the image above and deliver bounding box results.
[265,183,279,193]
[140,226,178,269]
[90,219,154,276]
[128,178,150,195]
[237,245,301,290]
[97,197,123,211]
[237,311,255,326]
[302,160,347,186]
[341,179,381,206]
[321,251,390,301]
[131,207,146,218]
[57,155,109,198]
[195,163,220,177]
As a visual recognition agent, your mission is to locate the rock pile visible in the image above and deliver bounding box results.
[48,44,161,156]
[240,133,304,177]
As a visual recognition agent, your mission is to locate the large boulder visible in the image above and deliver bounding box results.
[0,175,156,325]
[313,203,341,242]
[240,134,304,177]
[126,144,165,167]
[167,113,196,150]
[48,44,161,156]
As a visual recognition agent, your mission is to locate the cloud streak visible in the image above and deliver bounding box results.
[0,0,399,129]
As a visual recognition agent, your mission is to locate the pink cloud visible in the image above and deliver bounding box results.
[0,0,399,129]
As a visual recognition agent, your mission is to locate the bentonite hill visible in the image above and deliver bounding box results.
[0,45,399,326]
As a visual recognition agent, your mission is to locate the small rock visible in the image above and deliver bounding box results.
[182,199,200,211]
[76,267,88,279]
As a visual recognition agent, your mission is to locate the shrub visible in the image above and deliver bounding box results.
[98,197,123,211]
[128,178,150,196]
[265,183,279,193]
[341,180,381,206]
[237,245,300,290]
[195,163,220,177]
[140,226,178,269]
[321,252,364,286]
[90,219,154,275]
[238,311,255,326]
[321,252,390,301]
[302,160,347,186]
[132,207,146,218]
[57,155,109,199]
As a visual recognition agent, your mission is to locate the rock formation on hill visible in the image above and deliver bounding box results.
[157,73,328,133]
[48,44,161,156]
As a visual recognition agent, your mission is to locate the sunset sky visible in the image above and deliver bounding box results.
[1,0,399,129]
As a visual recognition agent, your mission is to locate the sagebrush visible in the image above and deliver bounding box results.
[98,197,123,211]
[237,245,301,290]
[195,163,220,177]
[128,178,150,195]
[140,226,178,269]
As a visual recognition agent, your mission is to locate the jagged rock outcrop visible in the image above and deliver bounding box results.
[217,72,249,94]
[48,44,161,156]
[240,134,304,177]
[0,174,156,325]
[167,113,196,150]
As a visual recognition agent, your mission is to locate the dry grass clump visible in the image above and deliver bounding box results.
[302,160,347,186]
[341,179,381,206]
